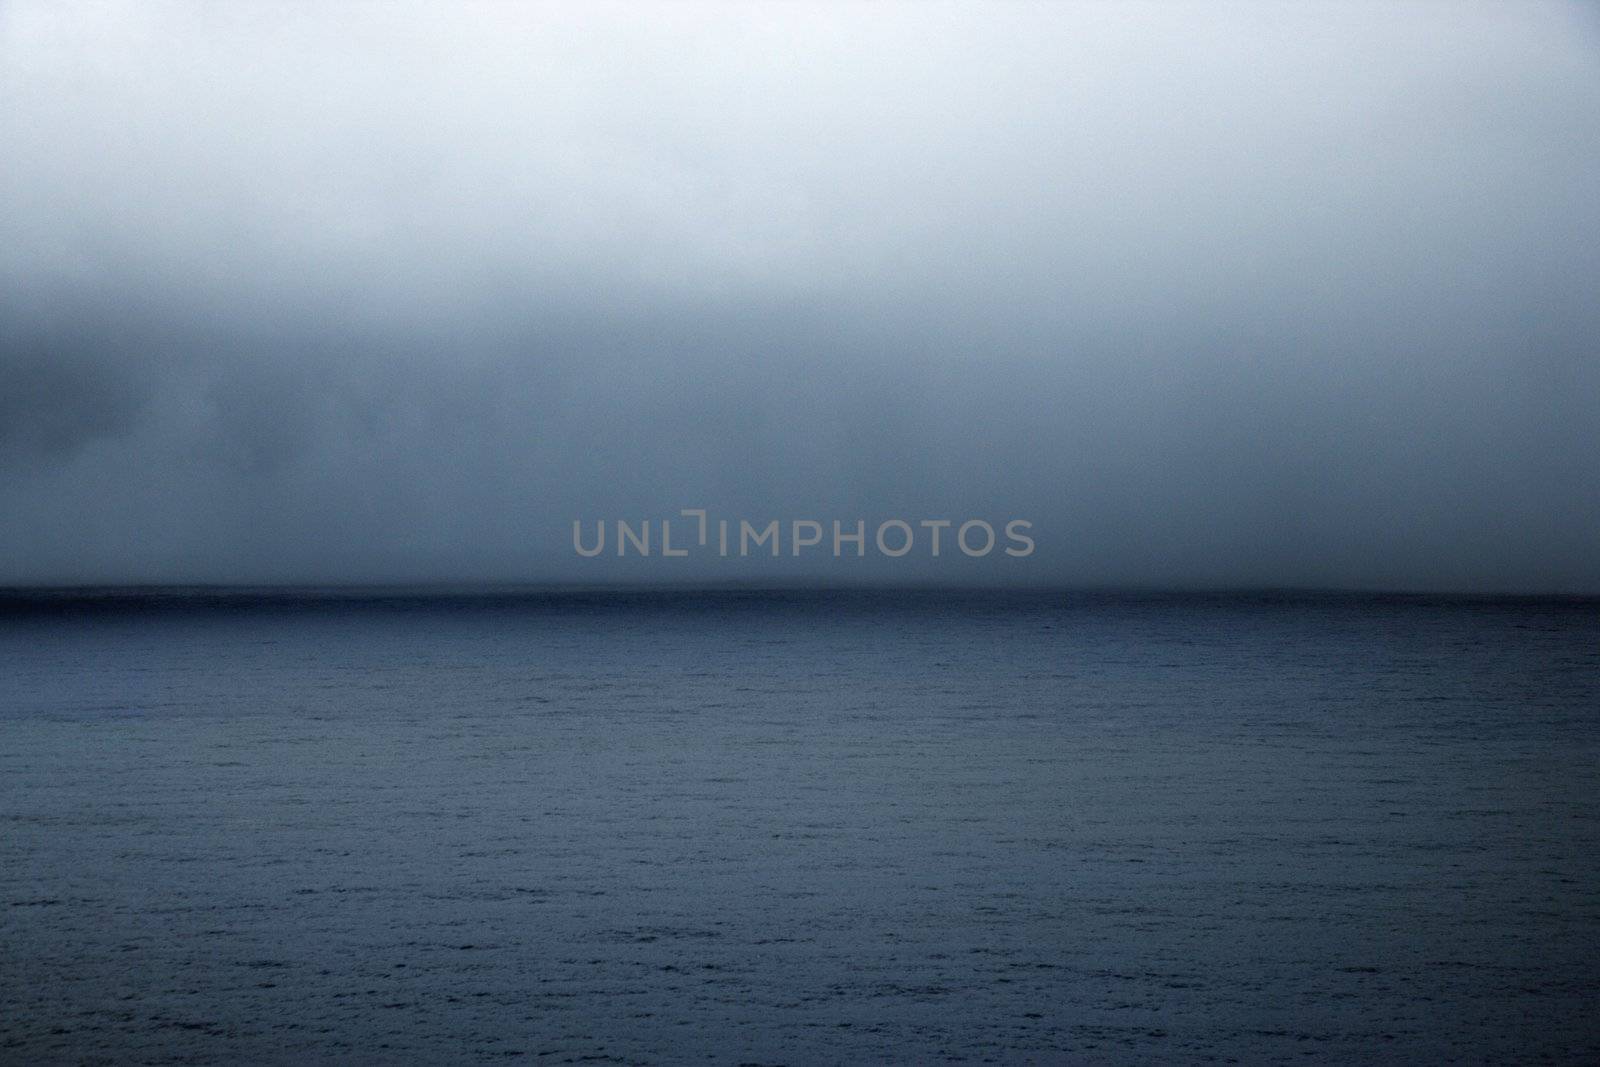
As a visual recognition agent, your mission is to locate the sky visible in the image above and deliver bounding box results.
[2,1,1598,590]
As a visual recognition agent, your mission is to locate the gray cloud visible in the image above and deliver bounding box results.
[0,337,146,465]
[2,1,1598,590]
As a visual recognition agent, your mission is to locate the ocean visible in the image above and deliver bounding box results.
[3,589,1597,1063]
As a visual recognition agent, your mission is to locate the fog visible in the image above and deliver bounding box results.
[2,1,1598,590]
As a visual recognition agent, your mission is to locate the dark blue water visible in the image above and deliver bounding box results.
[3,590,1598,1063]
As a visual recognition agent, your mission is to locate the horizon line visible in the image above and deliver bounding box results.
[1,580,1597,604]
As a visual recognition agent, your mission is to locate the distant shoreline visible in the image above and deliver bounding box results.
[1,583,1595,612]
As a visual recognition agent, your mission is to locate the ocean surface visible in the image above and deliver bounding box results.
[2,588,1597,1064]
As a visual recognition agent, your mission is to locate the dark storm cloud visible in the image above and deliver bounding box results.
[1,1,1597,589]
[0,338,145,465]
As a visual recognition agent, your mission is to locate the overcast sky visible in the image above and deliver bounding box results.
[2,1,1597,590]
